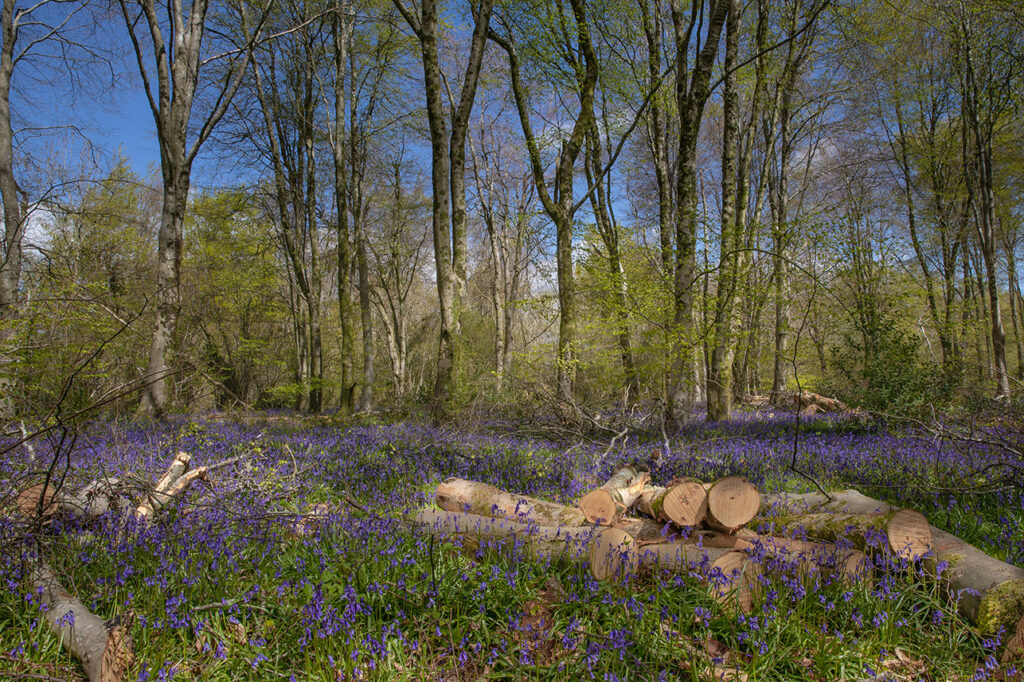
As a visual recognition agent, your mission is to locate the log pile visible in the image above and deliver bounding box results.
[420,469,1024,662]
[793,390,851,416]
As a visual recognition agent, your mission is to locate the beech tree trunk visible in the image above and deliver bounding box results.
[666,0,730,426]
[393,0,494,414]
[122,0,257,417]
[332,4,356,414]
[706,0,740,422]
[490,0,597,406]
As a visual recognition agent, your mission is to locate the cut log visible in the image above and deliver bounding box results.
[16,483,58,517]
[578,464,650,525]
[412,508,597,561]
[589,527,639,580]
[28,562,132,682]
[763,489,1024,637]
[755,509,931,560]
[1003,614,1024,665]
[15,478,128,522]
[434,479,683,542]
[636,481,708,528]
[704,477,761,533]
[794,390,849,413]
[696,531,870,585]
[709,550,760,613]
[436,477,585,526]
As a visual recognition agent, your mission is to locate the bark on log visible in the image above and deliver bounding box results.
[578,465,650,525]
[27,562,132,682]
[636,480,708,527]
[763,489,1024,638]
[436,477,585,526]
[755,509,932,560]
[15,479,131,522]
[698,531,870,586]
[412,508,598,561]
[704,477,760,533]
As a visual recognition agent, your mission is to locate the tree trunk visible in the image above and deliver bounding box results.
[641,0,673,274]
[138,176,187,417]
[706,0,740,422]
[436,477,586,526]
[333,4,356,414]
[0,0,20,420]
[395,0,494,415]
[1007,243,1024,380]
[27,563,133,682]
[490,0,595,407]
[585,122,637,402]
[357,218,374,411]
[666,0,730,426]
[0,0,23,312]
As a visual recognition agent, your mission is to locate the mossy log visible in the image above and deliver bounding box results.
[754,509,932,560]
[763,489,1024,641]
[578,465,650,525]
[436,477,586,526]
[636,480,708,527]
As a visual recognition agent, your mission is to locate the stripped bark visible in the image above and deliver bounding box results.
[578,465,650,525]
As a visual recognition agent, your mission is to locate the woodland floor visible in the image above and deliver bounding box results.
[1,410,1022,680]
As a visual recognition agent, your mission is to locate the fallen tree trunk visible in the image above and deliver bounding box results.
[26,562,132,682]
[704,477,761,533]
[413,508,599,562]
[15,478,128,522]
[697,531,870,585]
[636,480,707,528]
[763,489,1024,638]
[436,477,585,526]
[578,465,650,525]
[754,509,932,560]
